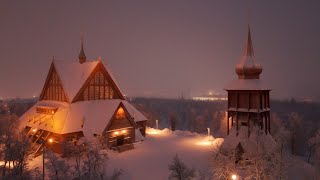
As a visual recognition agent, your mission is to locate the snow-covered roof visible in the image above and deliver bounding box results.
[53,60,99,101]
[224,79,271,90]
[19,99,147,135]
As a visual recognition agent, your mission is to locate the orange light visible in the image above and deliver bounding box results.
[116,107,125,119]
[114,131,119,135]
[51,110,54,115]
[48,138,53,143]
[121,130,126,134]
[231,174,237,180]
[118,107,124,113]
[32,129,37,132]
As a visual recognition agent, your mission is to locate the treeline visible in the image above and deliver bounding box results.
[2,97,320,160]
[130,97,320,157]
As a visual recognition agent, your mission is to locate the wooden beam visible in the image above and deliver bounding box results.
[264,113,267,134]
[268,113,271,133]
[227,112,229,135]
[248,91,251,110]
[231,115,234,126]
[247,113,250,137]
[236,92,239,109]
[236,112,239,136]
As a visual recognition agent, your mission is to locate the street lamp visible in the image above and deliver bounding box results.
[231,174,237,180]
[39,138,54,180]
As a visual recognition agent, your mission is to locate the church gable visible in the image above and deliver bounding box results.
[73,62,124,102]
[40,63,68,102]
[106,103,136,131]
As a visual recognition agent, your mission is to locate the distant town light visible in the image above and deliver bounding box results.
[32,129,37,132]
[48,138,53,143]
[114,131,119,135]
[51,110,54,115]
[231,174,237,180]
[121,130,126,134]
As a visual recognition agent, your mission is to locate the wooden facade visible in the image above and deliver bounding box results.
[40,63,68,102]
[103,103,137,148]
[73,62,124,102]
[226,90,271,136]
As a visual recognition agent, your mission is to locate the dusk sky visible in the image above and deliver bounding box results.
[1,1,320,100]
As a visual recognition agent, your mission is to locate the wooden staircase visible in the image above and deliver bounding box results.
[29,129,51,157]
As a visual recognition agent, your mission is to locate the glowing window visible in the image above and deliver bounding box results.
[116,107,125,119]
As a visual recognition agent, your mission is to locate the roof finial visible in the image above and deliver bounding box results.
[244,24,254,57]
[79,33,87,64]
[244,5,254,57]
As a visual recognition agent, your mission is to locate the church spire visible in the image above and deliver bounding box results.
[79,34,87,64]
[244,25,254,57]
[235,24,262,79]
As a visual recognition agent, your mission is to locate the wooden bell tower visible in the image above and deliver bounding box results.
[225,25,271,136]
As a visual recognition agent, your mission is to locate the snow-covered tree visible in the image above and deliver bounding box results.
[287,112,302,154]
[108,169,124,180]
[211,151,237,180]
[212,126,290,180]
[210,138,237,180]
[45,150,72,180]
[82,142,108,179]
[308,129,320,177]
[0,126,37,179]
[168,154,195,180]
[60,138,112,179]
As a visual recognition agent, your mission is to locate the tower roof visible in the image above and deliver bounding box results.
[79,36,87,63]
[235,25,262,79]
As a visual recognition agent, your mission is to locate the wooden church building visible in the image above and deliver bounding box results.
[224,25,271,137]
[19,41,147,155]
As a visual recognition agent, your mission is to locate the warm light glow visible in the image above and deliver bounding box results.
[121,130,126,134]
[51,110,54,115]
[117,107,124,115]
[116,107,125,119]
[32,129,37,132]
[231,174,237,180]
[146,128,160,135]
[48,138,53,143]
[0,161,13,168]
[194,136,215,146]
[195,140,212,146]
[114,131,119,135]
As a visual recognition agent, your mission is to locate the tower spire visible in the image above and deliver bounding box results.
[244,25,254,57]
[79,34,87,64]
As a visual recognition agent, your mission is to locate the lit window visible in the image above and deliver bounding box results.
[116,107,125,119]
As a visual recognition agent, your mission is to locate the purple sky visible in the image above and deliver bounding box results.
[1,1,320,100]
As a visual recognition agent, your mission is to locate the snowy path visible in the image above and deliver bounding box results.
[107,128,222,180]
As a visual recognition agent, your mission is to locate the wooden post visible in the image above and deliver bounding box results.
[236,112,239,136]
[236,92,239,109]
[231,115,234,126]
[227,113,229,135]
[247,113,250,137]
[264,113,267,134]
[268,113,271,133]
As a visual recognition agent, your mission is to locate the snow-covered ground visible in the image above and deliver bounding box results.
[29,128,223,180]
[107,128,223,179]
[28,128,317,180]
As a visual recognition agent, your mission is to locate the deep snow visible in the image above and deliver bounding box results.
[106,128,223,179]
